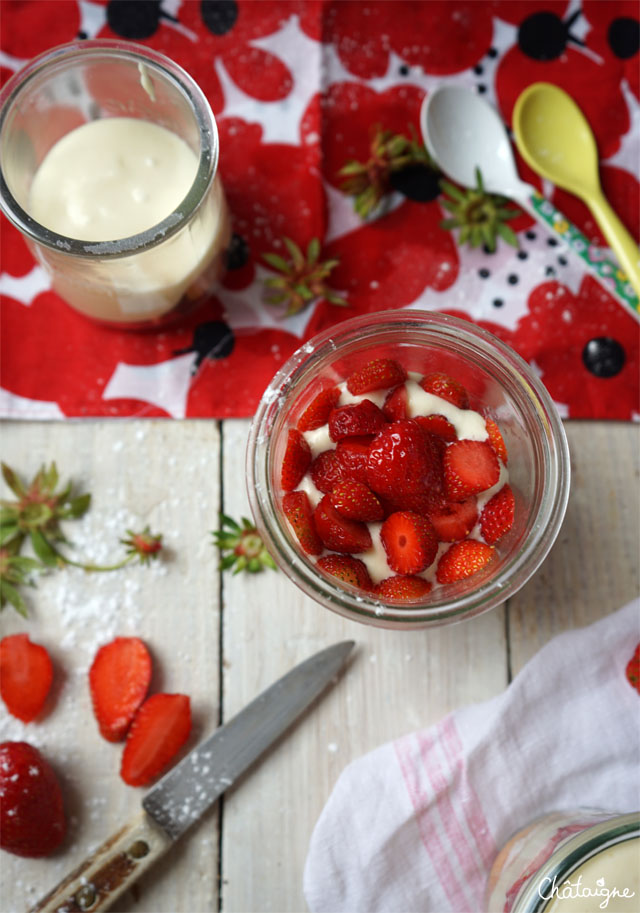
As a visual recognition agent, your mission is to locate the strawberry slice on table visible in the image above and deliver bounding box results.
[367,420,444,511]
[335,436,373,484]
[314,495,372,553]
[283,490,323,555]
[89,637,152,742]
[480,484,515,545]
[0,741,66,857]
[328,399,388,441]
[436,540,495,584]
[120,693,191,787]
[420,372,470,409]
[0,634,53,723]
[382,384,408,421]
[485,417,508,464]
[310,449,345,493]
[330,479,384,522]
[626,644,640,694]
[380,511,438,575]
[374,575,432,602]
[297,386,341,432]
[281,428,312,491]
[346,358,406,395]
[428,497,478,542]
[317,554,373,590]
[414,413,458,443]
[444,440,500,501]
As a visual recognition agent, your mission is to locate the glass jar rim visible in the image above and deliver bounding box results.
[247,310,571,629]
[0,38,219,259]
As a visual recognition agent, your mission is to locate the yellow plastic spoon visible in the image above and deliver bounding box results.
[513,82,640,298]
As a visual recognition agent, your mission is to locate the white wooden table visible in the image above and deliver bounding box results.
[1,419,638,913]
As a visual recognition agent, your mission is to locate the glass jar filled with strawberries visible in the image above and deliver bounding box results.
[247,311,570,629]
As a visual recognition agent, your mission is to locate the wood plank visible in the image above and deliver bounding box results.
[0,420,221,913]
[219,419,509,913]
[507,422,640,674]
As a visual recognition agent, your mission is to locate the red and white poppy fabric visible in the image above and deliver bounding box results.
[1,0,638,420]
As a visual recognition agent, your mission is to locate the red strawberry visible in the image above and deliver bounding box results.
[382,384,408,421]
[330,480,384,522]
[297,386,341,432]
[444,440,500,501]
[281,428,312,491]
[89,637,152,742]
[335,436,373,484]
[414,413,457,442]
[428,497,478,542]
[420,372,469,409]
[310,449,345,493]
[436,540,495,584]
[120,693,191,787]
[485,417,508,464]
[626,644,640,693]
[480,484,515,545]
[328,399,387,441]
[283,490,323,555]
[367,420,444,511]
[346,358,406,395]
[317,554,373,590]
[380,511,438,575]
[0,634,53,723]
[314,495,372,553]
[374,575,432,602]
[0,741,66,857]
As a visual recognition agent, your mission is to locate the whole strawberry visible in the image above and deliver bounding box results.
[0,741,66,857]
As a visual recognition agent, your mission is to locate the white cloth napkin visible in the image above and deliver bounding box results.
[304,599,640,913]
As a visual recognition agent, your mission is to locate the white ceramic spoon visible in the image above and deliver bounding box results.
[420,86,638,318]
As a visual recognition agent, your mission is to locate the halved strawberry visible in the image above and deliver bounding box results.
[330,480,384,522]
[281,428,312,491]
[297,386,341,432]
[310,449,345,493]
[283,491,323,555]
[374,575,432,602]
[479,484,515,545]
[420,372,470,409]
[0,635,53,723]
[444,440,500,501]
[367,420,444,511]
[346,358,407,395]
[382,384,408,421]
[328,399,388,441]
[317,554,373,590]
[335,436,373,484]
[485,417,508,464]
[314,495,372,553]
[89,637,152,742]
[428,497,478,542]
[120,693,191,787]
[436,540,495,584]
[414,414,458,442]
[380,511,438,575]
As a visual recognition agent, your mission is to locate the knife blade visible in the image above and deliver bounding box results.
[31,640,355,913]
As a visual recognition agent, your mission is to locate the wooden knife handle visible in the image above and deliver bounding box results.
[30,811,173,913]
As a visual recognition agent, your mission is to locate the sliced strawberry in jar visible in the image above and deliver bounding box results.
[382,384,408,421]
[346,358,407,395]
[428,497,478,542]
[297,386,341,432]
[367,420,444,511]
[317,554,373,591]
[335,436,373,484]
[485,417,508,464]
[444,440,500,501]
[283,490,323,555]
[330,479,384,522]
[314,495,373,553]
[414,413,458,442]
[420,372,470,409]
[281,428,312,491]
[479,484,515,545]
[380,511,438,575]
[310,449,345,493]
[328,399,388,441]
[436,540,495,584]
[374,575,432,602]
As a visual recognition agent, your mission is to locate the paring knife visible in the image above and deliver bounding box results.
[31,641,355,913]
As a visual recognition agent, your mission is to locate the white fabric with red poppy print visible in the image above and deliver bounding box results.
[1,0,638,420]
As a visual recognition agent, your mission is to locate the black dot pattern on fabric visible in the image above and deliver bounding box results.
[225,233,250,270]
[389,165,441,202]
[174,321,236,372]
[581,337,626,378]
[106,0,161,39]
[518,11,568,61]
[201,0,238,36]
[493,298,504,308]
[608,17,640,59]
